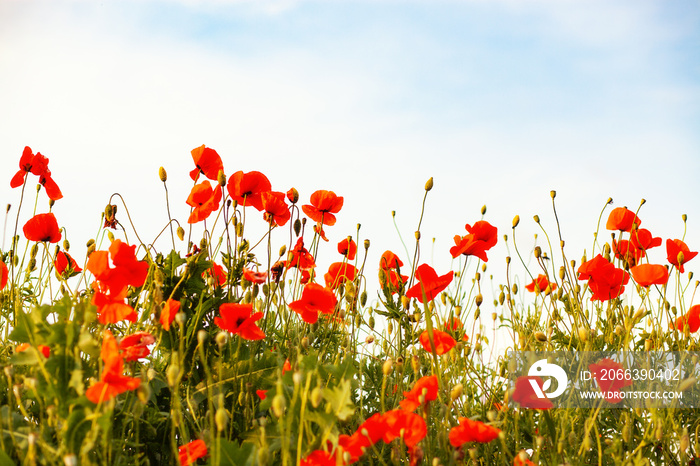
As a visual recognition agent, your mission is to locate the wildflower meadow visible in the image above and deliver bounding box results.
[1,145,699,466]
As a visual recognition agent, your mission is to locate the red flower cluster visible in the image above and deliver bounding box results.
[160,298,181,331]
[577,254,629,301]
[324,262,357,289]
[378,250,407,294]
[86,330,141,404]
[338,237,357,260]
[16,343,50,359]
[449,220,498,262]
[0,260,7,290]
[86,239,150,323]
[11,146,63,200]
[214,303,266,340]
[186,181,222,224]
[667,238,697,273]
[399,375,439,411]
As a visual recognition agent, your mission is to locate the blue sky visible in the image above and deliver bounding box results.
[1,0,698,309]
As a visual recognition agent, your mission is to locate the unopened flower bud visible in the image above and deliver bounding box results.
[383,358,393,375]
[175,312,186,327]
[159,166,167,182]
[512,215,520,228]
[286,188,299,204]
[533,215,540,224]
[481,205,487,215]
[475,294,483,307]
[534,331,547,342]
[62,239,70,252]
[450,383,463,400]
[217,170,226,187]
[415,231,421,240]
[425,177,434,191]
[176,226,185,241]
[550,190,556,199]
[215,408,229,431]
[682,214,687,223]
[63,454,78,466]
[311,386,323,408]
[166,364,180,387]
[272,394,286,417]
[365,335,375,344]
[137,384,150,404]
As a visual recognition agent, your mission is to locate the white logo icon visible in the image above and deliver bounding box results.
[528,359,568,399]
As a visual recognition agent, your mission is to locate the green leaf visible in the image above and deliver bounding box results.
[215,439,255,466]
[323,379,355,421]
[0,448,17,466]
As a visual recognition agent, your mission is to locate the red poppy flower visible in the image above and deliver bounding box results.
[214,303,265,340]
[186,181,222,224]
[577,254,629,301]
[256,389,267,400]
[91,282,138,324]
[448,417,501,447]
[400,375,439,411]
[589,359,632,403]
[261,191,290,226]
[86,330,141,404]
[630,264,669,287]
[381,410,427,447]
[282,358,292,375]
[286,188,299,204]
[203,263,227,286]
[242,268,267,284]
[179,439,208,466]
[39,173,63,200]
[449,221,498,262]
[606,207,641,232]
[611,239,642,266]
[87,239,149,294]
[380,250,403,270]
[525,274,557,293]
[406,264,454,303]
[289,283,338,324]
[0,260,8,290]
[419,329,456,355]
[324,262,357,289]
[630,228,661,253]
[189,144,224,181]
[337,237,357,260]
[300,449,335,466]
[288,238,316,270]
[16,343,50,359]
[23,213,61,243]
[510,376,553,410]
[313,224,328,241]
[445,316,463,331]
[54,251,82,279]
[670,305,700,333]
[666,239,697,273]
[11,146,39,187]
[227,171,272,211]
[160,298,180,331]
[119,332,155,361]
[302,190,344,226]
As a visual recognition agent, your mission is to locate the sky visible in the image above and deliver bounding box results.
[1,0,699,316]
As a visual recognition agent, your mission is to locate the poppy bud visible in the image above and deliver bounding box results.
[310,386,323,408]
[473,308,480,320]
[107,231,115,242]
[382,358,393,375]
[607,197,613,204]
[364,239,370,250]
[682,214,687,223]
[216,169,226,187]
[678,251,685,265]
[30,244,38,259]
[455,305,462,316]
[492,312,497,321]
[550,190,556,199]
[175,312,186,327]
[176,226,185,241]
[481,205,487,215]
[411,354,421,372]
[272,394,286,417]
[415,231,421,240]
[286,188,299,204]
[215,408,229,431]
[166,364,180,387]
[534,246,541,258]
[578,327,588,343]
[387,321,393,334]
[278,245,286,257]
[360,291,367,307]
[534,331,547,342]
[533,215,540,224]
[425,177,434,191]
[512,215,520,228]
[401,296,410,310]
[498,291,505,305]
[368,316,375,329]
[293,218,302,237]
[197,330,208,346]
[450,383,463,400]
[159,166,167,182]
[512,283,518,294]
[365,335,375,344]
[215,332,228,348]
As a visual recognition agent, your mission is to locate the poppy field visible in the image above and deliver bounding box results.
[1,145,699,465]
